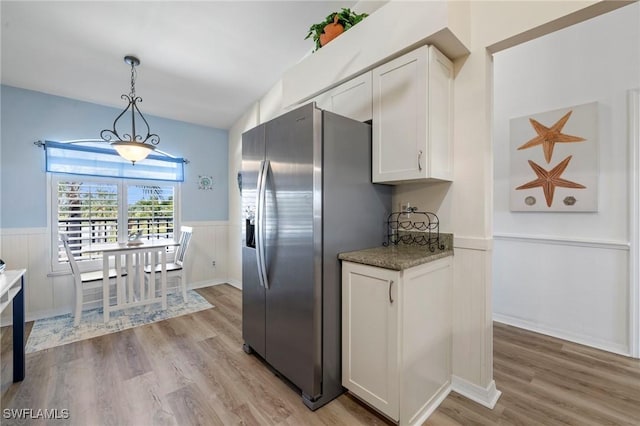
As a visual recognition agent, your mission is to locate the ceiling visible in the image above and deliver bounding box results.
[1,1,357,130]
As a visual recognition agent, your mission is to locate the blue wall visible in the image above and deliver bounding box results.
[0,85,228,228]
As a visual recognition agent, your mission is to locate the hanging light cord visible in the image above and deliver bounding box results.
[129,61,136,98]
[128,59,138,141]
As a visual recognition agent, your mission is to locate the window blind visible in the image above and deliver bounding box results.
[127,185,175,240]
[57,181,119,262]
[45,140,184,182]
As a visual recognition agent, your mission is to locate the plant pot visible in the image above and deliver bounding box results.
[319,15,344,47]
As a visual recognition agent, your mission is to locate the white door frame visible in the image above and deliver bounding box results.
[629,88,640,359]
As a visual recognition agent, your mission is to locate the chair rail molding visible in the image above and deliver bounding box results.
[453,236,493,251]
[0,227,48,236]
[493,233,630,251]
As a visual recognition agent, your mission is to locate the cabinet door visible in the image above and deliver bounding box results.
[315,72,372,122]
[342,262,399,421]
[372,46,428,183]
[372,45,453,184]
[401,257,453,423]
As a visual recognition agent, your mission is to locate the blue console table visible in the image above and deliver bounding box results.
[0,269,26,382]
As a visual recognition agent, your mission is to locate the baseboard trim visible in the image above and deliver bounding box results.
[225,279,242,289]
[189,279,230,290]
[451,376,501,409]
[20,306,70,324]
[409,381,451,425]
[493,313,630,357]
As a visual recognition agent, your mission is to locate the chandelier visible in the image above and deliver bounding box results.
[100,55,159,164]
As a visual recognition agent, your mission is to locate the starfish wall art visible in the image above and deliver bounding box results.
[509,102,598,212]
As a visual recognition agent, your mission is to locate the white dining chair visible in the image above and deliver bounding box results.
[60,234,125,326]
[144,226,193,303]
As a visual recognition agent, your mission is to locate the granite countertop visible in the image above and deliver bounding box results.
[338,233,453,271]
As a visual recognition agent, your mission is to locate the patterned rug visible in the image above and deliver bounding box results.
[25,290,213,353]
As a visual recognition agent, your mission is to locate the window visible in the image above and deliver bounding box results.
[127,185,175,240]
[52,176,179,271]
[57,180,119,263]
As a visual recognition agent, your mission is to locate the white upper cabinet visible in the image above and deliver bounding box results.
[372,45,453,184]
[313,72,372,122]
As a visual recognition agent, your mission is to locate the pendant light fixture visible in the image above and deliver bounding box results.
[100,55,159,164]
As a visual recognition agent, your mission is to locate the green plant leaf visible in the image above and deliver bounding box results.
[305,8,369,52]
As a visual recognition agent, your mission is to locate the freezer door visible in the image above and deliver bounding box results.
[263,103,322,399]
[242,124,266,358]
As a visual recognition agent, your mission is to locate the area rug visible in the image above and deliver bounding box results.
[25,290,213,353]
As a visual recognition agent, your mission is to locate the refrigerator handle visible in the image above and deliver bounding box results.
[256,159,270,289]
[255,160,266,288]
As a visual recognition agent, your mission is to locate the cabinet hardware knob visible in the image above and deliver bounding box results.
[389,280,394,304]
[418,150,423,172]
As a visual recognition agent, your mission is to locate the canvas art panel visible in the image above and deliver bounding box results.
[509,102,598,212]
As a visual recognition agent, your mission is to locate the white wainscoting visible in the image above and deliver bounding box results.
[226,222,242,289]
[0,228,56,322]
[181,221,229,288]
[493,234,630,356]
[451,237,499,405]
[0,222,231,323]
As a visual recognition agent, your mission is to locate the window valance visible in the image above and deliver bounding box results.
[43,140,185,182]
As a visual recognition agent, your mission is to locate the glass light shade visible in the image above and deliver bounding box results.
[111,141,155,163]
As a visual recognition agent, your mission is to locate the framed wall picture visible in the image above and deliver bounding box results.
[509,102,598,212]
[198,175,213,190]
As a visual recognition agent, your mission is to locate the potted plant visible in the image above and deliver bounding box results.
[305,8,368,51]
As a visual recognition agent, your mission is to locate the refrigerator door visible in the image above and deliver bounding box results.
[263,103,323,399]
[242,124,266,358]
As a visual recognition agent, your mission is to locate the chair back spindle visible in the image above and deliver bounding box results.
[60,233,81,277]
[175,226,193,267]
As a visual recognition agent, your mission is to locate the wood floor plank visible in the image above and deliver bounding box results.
[232,402,273,426]
[423,410,464,426]
[111,328,152,381]
[166,382,227,426]
[198,335,294,424]
[131,322,193,396]
[86,333,130,426]
[494,339,640,416]
[2,284,639,426]
[434,392,501,426]
[496,336,640,388]
[66,353,105,426]
[120,371,178,426]
[494,370,619,426]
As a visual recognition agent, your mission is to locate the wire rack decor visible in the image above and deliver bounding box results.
[383,209,445,252]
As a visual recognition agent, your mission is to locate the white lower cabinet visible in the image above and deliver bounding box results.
[342,256,453,424]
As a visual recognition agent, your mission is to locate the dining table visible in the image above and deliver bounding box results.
[82,238,180,322]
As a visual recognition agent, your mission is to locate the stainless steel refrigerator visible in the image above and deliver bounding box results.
[241,102,391,410]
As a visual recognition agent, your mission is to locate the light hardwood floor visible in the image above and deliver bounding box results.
[1,284,639,425]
